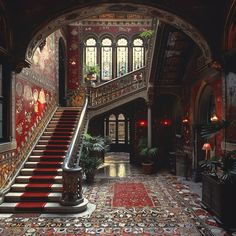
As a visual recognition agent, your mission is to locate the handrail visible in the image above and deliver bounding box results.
[92,66,146,89]
[60,96,88,206]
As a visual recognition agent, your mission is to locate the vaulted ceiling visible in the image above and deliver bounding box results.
[1,0,230,63]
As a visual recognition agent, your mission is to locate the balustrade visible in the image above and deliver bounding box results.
[89,67,147,107]
[61,97,88,206]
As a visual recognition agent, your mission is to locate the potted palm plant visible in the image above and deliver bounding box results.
[199,120,236,228]
[138,138,158,174]
[84,64,100,81]
[139,29,154,39]
[80,133,110,184]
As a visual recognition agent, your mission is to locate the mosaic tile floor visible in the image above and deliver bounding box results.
[0,163,235,235]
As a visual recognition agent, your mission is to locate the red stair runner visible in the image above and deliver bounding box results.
[0,108,81,213]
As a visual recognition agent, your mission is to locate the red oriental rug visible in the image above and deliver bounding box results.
[112,182,153,207]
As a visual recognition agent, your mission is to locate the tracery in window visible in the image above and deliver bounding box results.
[117,38,128,77]
[108,114,116,143]
[105,113,130,145]
[132,38,144,70]
[118,114,125,144]
[101,38,112,80]
[85,38,97,68]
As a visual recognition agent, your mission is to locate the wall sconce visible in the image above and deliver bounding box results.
[69,59,76,65]
[202,143,212,160]
[210,114,218,122]
[160,119,171,127]
[138,120,147,127]
[182,118,189,124]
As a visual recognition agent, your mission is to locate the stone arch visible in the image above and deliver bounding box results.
[25,3,212,64]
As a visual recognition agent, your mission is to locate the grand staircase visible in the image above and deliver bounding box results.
[0,107,88,213]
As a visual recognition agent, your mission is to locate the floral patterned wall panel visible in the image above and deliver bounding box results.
[15,31,60,155]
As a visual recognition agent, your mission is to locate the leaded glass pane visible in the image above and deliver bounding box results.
[85,38,97,68]
[109,114,116,120]
[86,38,96,46]
[109,121,116,143]
[118,113,125,120]
[118,121,125,144]
[117,38,128,77]
[101,38,112,80]
[133,38,144,70]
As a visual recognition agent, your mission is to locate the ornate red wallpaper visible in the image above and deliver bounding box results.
[15,32,59,154]
[67,21,152,105]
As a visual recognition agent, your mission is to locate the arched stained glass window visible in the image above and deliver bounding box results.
[101,38,112,80]
[132,38,144,70]
[118,113,125,144]
[105,113,130,145]
[117,38,128,77]
[108,114,116,143]
[85,38,97,67]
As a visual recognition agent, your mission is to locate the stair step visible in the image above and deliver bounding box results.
[47,124,77,129]
[40,135,72,140]
[38,140,70,145]
[0,107,87,214]
[32,150,67,155]
[50,120,78,124]
[21,168,62,175]
[53,112,79,118]
[43,131,73,136]
[34,144,69,150]
[15,176,62,183]
[11,183,62,192]
[0,198,88,213]
[5,192,61,202]
[51,117,78,121]
[25,162,62,168]
[28,155,65,162]
[45,127,75,132]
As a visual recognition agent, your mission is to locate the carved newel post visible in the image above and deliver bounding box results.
[61,167,84,206]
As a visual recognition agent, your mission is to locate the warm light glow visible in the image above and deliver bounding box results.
[210,114,218,122]
[70,60,76,65]
[160,119,171,126]
[202,143,212,160]
[202,143,211,151]
[138,120,147,127]
[182,118,189,124]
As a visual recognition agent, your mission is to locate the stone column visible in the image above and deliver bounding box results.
[147,83,154,148]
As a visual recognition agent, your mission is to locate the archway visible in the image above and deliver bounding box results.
[193,85,215,181]
[25,3,212,65]
[58,37,67,106]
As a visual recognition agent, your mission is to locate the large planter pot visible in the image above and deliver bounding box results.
[202,173,236,228]
[142,162,154,174]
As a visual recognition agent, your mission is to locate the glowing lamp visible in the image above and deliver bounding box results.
[182,118,189,124]
[202,143,211,160]
[138,120,147,127]
[160,119,171,126]
[210,114,218,122]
